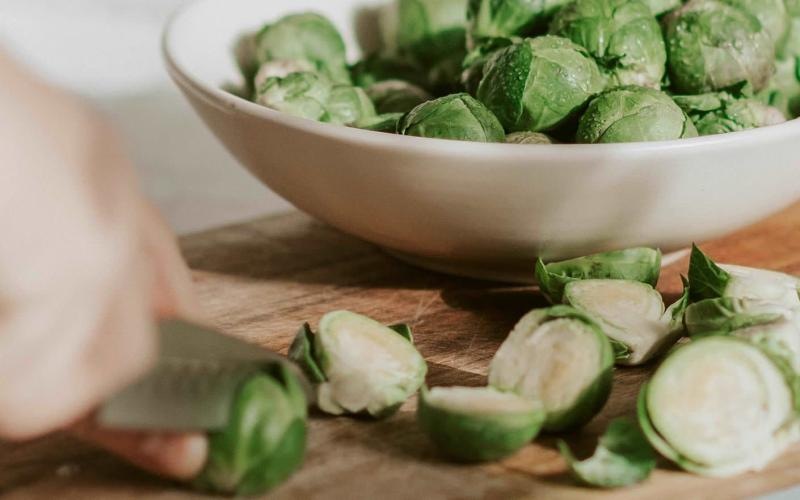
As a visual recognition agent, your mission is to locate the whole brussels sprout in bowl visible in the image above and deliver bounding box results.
[165,0,800,282]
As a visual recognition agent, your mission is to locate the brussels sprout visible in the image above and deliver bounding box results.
[563,279,687,365]
[643,0,681,15]
[577,86,698,143]
[684,297,792,337]
[559,418,656,488]
[549,0,667,88]
[467,0,569,46]
[398,93,506,141]
[489,306,614,432]
[380,0,469,64]
[256,13,351,84]
[719,0,789,50]
[256,72,332,122]
[233,32,260,90]
[638,336,799,476]
[477,36,606,132]
[350,54,429,89]
[288,311,427,417]
[675,89,787,135]
[460,36,517,95]
[663,0,775,94]
[195,364,308,495]
[327,85,377,125]
[253,59,316,91]
[535,247,662,304]
[764,57,800,119]
[688,244,800,308]
[505,131,555,143]
[353,112,405,133]
[730,314,800,374]
[418,386,546,461]
[365,80,433,113]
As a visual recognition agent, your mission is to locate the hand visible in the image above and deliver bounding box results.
[0,50,207,479]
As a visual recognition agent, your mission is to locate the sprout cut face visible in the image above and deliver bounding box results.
[663,0,775,94]
[489,306,614,431]
[549,0,667,88]
[398,93,506,142]
[577,87,698,144]
[289,311,427,417]
[639,336,798,476]
[535,247,662,304]
[564,279,685,365]
[477,36,606,133]
[418,386,546,461]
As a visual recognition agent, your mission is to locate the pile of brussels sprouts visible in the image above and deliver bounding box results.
[196,244,800,494]
[231,0,800,144]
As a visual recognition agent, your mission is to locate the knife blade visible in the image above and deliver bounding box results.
[97,319,310,431]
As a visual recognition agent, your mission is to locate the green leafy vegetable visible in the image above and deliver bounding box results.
[559,418,656,488]
[398,93,506,142]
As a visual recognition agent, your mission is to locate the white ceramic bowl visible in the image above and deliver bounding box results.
[163,0,800,282]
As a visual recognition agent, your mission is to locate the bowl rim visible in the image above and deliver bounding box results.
[162,0,800,157]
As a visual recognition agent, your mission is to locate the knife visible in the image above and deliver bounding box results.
[97,319,311,431]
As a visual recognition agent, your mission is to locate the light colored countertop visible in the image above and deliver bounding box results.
[0,1,798,498]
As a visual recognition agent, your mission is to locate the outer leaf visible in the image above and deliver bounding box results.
[687,244,731,302]
[287,323,326,384]
[559,418,656,488]
[388,323,414,343]
[535,248,662,303]
[684,297,787,336]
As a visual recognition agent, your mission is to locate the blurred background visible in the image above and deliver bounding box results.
[0,0,290,234]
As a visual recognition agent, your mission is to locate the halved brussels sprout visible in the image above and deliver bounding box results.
[563,279,687,365]
[327,85,377,125]
[288,311,427,418]
[731,314,800,374]
[253,59,316,91]
[675,89,786,135]
[350,54,429,89]
[365,80,432,113]
[577,86,698,143]
[255,72,332,122]
[195,363,308,495]
[535,247,662,304]
[398,93,506,142]
[688,244,800,308]
[353,112,405,133]
[505,131,555,144]
[638,336,799,476]
[461,36,517,95]
[559,418,656,488]
[549,0,667,88]
[467,0,568,46]
[255,13,351,84]
[684,297,793,337]
[418,386,546,461]
[477,36,606,132]
[663,0,775,94]
[489,306,614,432]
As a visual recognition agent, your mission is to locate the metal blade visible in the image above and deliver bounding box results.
[97,320,310,431]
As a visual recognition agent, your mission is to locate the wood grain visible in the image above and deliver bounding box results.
[2,203,800,499]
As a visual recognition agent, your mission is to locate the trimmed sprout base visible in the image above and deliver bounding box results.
[489,306,614,431]
[418,386,546,461]
[639,336,799,477]
[289,310,427,417]
[564,279,687,365]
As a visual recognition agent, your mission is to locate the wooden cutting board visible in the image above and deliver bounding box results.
[3,204,800,499]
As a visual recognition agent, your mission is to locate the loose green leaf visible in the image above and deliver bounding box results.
[684,297,787,336]
[687,244,731,303]
[559,418,656,488]
[288,323,327,384]
[388,323,415,343]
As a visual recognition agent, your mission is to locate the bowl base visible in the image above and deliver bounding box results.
[384,247,690,284]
